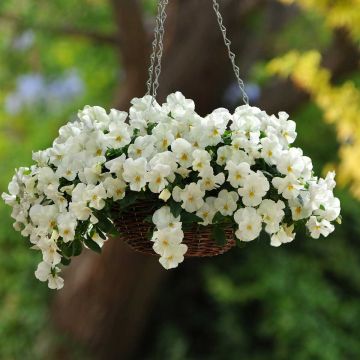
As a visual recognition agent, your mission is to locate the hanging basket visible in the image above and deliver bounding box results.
[2,0,341,290]
[113,200,236,257]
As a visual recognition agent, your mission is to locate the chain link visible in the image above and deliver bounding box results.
[146,0,249,105]
[146,0,169,100]
[212,0,249,105]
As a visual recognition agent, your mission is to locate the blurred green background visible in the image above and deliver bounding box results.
[0,0,359,359]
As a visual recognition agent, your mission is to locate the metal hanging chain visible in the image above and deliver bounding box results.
[146,0,249,105]
[212,0,249,105]
[146,0,169,99]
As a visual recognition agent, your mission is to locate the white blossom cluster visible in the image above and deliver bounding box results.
[2,92,341,289]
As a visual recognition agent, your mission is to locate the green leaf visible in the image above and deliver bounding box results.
[72,240,83,257]
[61,257,71,266]
[97,228,107,240]
[212,211,225,224]
[84,236,102,254]
[144,215,153,223]
[95,212,118,235]
[61,243,73,258]
[212,225,226,246]
[169,201,182,218]
[181,212,202,224]
[118,191,139,210]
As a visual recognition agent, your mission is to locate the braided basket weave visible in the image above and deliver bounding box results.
[112,201,236,257]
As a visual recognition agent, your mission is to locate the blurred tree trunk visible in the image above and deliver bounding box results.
[51,1,358,359]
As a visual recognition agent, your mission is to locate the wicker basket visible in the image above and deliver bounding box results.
[112,201,236,257]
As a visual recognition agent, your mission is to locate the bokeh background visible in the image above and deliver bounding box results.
[0,0,359,359]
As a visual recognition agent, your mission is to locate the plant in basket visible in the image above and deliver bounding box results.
[1,0,341,289]
[2,92,341,289]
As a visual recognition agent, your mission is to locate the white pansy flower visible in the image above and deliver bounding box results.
[225,161,251,188]
[314,196,340,222]
[172,186,182,202]
[171,138,193,168]
[152,123,174,151]
[29,204,58,231]
[159,243,188,270]
[165,91,195,117]
[214,189,239,216]
[216,146,232,166]
[277,148,304,178]
[152,206,181,230]
[234,207,262,242]
[257,199,285,234]
[57,212,77,242]
[274,111,297,146]
[198,167,225,191]
[202,108,230,146]
[149,151,177,181]
[55,159,78,181]
[192,149,211,173]
[180,183,205,213]
[238,171,269,207]
[49,143,68,166]
[231,105,261,135]
[260,136,282,165]
[85,130,108,159]
[35,261,64,290]
[229,148,254,166]
[128,135,155,160]
[152,227,184,255]
[289,193,312,221]
[196,197,216,225]
[301,156,313,180]
[324,171,336,191]
[37,167,59,197]
[306,216,335,239]
[122,157,148,192]
[272,175,301,200]
[159,188,171,202]
[146,164,171,193]
[37,232,61,265]
[103,177,126,201]
[175,167,191,178]
[270,224,295,247]
[78,105,109,130]
[69,183,92,220]
[32,150,50,167]
[106,114,131,149]
[80,162,104,185]
[105,154,126,177]
[85,184,107,210]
